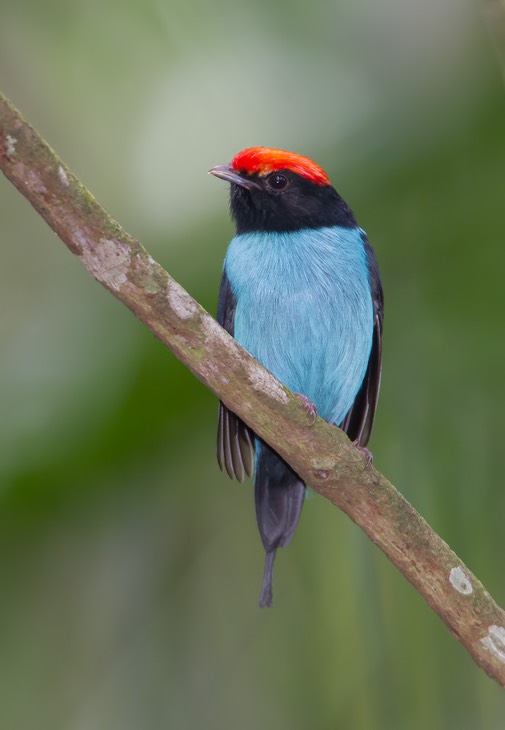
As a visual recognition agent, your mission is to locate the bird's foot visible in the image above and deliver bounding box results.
[294,393,318,425]
[354,442,373,468]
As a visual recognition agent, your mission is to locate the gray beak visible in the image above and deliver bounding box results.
[209,164,260,190]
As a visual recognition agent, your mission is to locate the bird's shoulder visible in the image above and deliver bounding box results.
[224,226,370,299]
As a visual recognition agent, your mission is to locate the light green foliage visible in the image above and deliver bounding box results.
[1,0,504,727]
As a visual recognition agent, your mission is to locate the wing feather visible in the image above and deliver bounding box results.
[216,268,255,481]
[340,235,384,447]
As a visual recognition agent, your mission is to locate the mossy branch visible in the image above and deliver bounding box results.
[2,90,505,687]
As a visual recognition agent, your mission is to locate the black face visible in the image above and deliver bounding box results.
[229,169,357,235]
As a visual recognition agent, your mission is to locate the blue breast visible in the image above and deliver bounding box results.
[225,226,374,425]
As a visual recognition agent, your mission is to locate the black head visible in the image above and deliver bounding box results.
[210,148,357,235]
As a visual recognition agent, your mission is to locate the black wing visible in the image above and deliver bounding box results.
[340,236,384,447]
[216,268,255,481]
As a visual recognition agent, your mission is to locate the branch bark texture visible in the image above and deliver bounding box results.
[2,91,505,687]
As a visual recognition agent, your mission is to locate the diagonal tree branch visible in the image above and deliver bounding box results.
[1,90,505,687]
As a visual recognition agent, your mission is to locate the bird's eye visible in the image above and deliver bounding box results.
[267,173,288,191]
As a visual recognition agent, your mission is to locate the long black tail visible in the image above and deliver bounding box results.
[254,443,305,607]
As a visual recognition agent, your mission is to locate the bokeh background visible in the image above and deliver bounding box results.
[1,0,505,728]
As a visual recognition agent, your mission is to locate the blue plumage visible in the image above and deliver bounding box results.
[225,226,374,425]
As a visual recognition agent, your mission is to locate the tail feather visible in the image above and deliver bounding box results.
[255,443,305,607]
[259,551,276,608]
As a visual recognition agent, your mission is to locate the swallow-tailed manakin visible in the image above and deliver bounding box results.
[210,147,383,607]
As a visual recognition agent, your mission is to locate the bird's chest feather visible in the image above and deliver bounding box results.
[225,226,374,423]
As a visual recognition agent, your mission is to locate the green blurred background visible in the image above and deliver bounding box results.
[1,0,505,727]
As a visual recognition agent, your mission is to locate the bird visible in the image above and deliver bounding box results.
[209,147,383,607]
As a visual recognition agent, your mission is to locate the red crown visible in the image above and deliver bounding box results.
[231,147,330,186]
